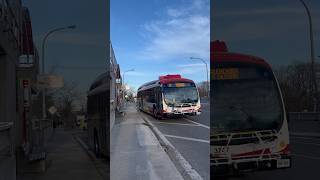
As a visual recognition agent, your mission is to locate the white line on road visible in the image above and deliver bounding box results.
[184,118,210,129]
[152,121,200,127]
[141,114,204,180]
[164,134,209,144]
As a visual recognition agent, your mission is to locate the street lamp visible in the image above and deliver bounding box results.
[299,0,318,112]
[41,25,76,119]
[190,57,209,97]
[122,69,134,103]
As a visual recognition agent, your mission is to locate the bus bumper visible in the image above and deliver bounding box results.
[211,155,291,176]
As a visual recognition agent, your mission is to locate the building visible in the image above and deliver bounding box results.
[16,7,49,173]
[0,1,23,179]
[110,42,122,131]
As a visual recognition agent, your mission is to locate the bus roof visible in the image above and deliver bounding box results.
[159,74,193,84]
[88,72,108,96]
[211,40,271,68]
[137,74,194,92]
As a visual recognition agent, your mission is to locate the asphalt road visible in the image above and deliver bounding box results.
[214,135,320,180]
[144,97,210,180]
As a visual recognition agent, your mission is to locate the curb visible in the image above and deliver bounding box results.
[73,135,108,180]
[141,114,203,180]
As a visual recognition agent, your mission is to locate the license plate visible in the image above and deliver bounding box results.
[277,159,290,168]
[213,147,229,154]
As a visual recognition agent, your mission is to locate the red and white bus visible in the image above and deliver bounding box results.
[211,41,291,175]
[137,74,201,118]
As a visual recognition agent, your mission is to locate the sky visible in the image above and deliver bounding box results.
[22,0,107,102]
[111,0,210,90]
[212,0,320,67]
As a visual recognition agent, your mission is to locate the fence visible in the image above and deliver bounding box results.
[289,112,320,121]
[289,112,320,133]
[0,122,15,180]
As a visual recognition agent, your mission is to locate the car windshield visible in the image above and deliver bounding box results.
[212,64,283,133]
[163,85,198,106]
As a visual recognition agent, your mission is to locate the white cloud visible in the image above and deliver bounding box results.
[137,0,210,61]
[125,71,146,76]
[215,7,320,18]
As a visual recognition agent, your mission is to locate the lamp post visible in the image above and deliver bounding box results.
[122,69,134,103]
[41,25,76,119]
[190,57,209,97]
[299,0,318,112]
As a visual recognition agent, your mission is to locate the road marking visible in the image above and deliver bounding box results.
[292,153,320,161]
[164,134,209,144]
[184,118,210,129]
[141,114,204,180]
[152,121,199,127]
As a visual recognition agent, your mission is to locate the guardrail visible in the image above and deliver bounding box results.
[289,112,320,121]
[0,122,15,180]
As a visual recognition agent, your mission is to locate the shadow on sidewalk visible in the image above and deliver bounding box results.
[17,128,104,180]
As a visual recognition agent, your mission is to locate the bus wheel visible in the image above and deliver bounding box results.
[153,109,158,119]
[93,130,100,158]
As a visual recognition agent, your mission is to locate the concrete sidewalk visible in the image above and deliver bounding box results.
[110,104,184,180]
[18,128,104,180]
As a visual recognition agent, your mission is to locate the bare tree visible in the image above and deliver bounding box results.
[197,81,209,98]
[50,81,82,128]
[275,62,314,112]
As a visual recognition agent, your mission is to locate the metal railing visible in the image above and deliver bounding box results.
[289,112,320,121]
[0,122,13,159]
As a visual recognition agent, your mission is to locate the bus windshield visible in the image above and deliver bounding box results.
[212,64,283,133]
[163,85,198,106]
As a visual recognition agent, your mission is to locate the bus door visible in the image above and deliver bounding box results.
[155,87,161,112]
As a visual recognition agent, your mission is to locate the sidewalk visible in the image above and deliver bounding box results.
[18,128,104,180]
[110,103,184,180]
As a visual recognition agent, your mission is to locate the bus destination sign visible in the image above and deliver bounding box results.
[212,68,239,80]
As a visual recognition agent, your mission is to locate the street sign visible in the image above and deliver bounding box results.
[37,75,64,89]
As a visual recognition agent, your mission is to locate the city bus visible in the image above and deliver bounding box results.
[211,40,291,176]
[87,72,108,158]
[137,74,201,118]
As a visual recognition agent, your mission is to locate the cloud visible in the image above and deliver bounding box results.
[125,71,146,76]
[137,0,210,61]
[213,5,320,18]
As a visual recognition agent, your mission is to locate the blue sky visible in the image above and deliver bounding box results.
[22,0,107,102]
[111,0,210,90]
[212,0,320,67]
